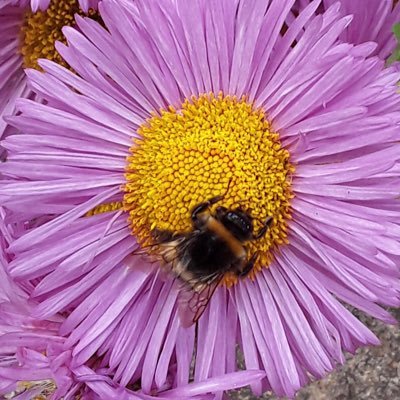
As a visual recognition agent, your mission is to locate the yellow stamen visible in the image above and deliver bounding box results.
[20,0,100,70]
[86,201,124,216]
[124,93,294,285]
[4,380,56,400]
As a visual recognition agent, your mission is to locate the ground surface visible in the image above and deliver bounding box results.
[231,308,400,400]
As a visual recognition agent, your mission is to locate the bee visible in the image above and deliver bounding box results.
[152,188,272,327]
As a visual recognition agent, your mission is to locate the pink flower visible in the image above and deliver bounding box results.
[1,0,400,398]
[0,0,101,156]
[1,209,264,399]
[292,0,400,60]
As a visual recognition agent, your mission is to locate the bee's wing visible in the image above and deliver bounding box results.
[154,231,223,327]
[177,274,224,328]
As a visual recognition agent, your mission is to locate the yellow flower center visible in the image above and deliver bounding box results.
[123,93,294,285]
[20,0,100,70]
[4,380,56,400]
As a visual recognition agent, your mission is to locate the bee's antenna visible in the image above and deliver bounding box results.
[213,177,234,203]
[221,177,233,199]
[191,178,234,219]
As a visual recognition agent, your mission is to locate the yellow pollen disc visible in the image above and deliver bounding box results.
[86,201,124,216]
[124,93,294,285]
[20,0,100,70]
[4,380,57,400]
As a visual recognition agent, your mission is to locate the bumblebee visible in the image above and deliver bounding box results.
[152,191,272,327]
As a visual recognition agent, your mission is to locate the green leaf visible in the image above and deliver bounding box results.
[387,23,400,64]
[393,22,400,40]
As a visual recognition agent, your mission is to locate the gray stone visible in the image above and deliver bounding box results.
[230,309,400,400]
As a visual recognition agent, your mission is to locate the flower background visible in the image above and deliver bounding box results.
[3,0,397,400]
[292,0,400,61]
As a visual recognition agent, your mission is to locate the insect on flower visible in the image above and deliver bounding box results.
[151,181,273,327]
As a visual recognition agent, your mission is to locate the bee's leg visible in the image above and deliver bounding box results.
[152,228,186,244]
[191,195,224,225]
[151,229,174,243]
[191,179,233,225]
[238,252,259,277]
[252,216,273,240]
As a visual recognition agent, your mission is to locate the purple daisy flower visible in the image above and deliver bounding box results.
[28,0,100,13]
[1,0,400,398]
[292,0,400,60]
[1,0,99,12]
[0,293,239,400]
[1,210,262,399]
[0,0,100,153]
